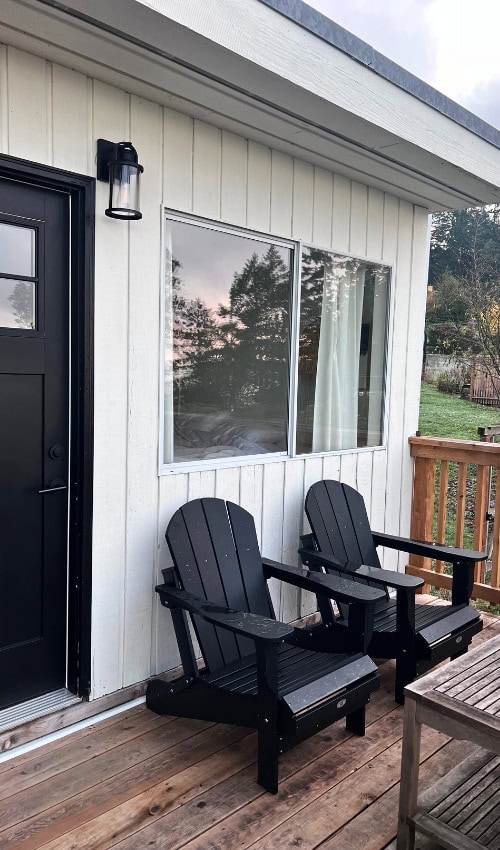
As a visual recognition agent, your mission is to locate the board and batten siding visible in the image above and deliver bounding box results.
[0,44,429,698]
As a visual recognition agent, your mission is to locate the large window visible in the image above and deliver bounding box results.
[162,214,390,467]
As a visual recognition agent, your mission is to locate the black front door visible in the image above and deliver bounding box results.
[0,178,69,710]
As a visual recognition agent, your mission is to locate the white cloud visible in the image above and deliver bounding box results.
[426,0,500,102]
[305,0,435,80]
[304,0,500,127]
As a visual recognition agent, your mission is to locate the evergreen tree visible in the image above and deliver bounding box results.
[218,244,290,415]
[171,244,291,419]
[170,257,221,412]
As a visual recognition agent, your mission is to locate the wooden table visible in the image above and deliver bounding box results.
[397,634,500,850]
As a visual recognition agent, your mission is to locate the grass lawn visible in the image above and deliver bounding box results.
[418,381,498,439]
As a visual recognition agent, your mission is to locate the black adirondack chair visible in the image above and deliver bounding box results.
[146,497,384,793]
[300,480,487,703]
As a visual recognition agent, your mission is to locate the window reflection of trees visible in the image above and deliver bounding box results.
[171,244,291,422]
[299,249,366,372]
[297,247,389,453]
[7,281,34,329]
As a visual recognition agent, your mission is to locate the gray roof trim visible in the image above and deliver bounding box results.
[259,0,500,150]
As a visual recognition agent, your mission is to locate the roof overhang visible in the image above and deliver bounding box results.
[3,0,500,211]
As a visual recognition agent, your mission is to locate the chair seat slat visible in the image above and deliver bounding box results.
[206,647,356,697]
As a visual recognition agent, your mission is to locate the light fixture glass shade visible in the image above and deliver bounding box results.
[96,141,144,220]
[106,161,142,220]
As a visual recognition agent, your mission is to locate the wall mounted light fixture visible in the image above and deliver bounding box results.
[96,139,144,220]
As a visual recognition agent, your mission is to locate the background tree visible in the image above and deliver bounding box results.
[425,272,472,355]
[426,205,500,392]
[429,206,500,287]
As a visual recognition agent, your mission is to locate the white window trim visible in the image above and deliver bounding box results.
[158,208,394,476]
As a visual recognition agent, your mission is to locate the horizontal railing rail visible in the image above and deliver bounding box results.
[408,435,500,606]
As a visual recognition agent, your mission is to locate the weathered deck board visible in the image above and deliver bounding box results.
[0,705,147,775]
[0,711,176,801]
[0,598,498,850]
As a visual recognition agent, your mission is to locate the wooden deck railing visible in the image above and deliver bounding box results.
[408,436,500,605]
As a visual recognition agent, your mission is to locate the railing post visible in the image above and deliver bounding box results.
[491,481,500,589]
[410,456,436,593]
[455,463,468,548]
[477,428,493,584]
[474,465,489,583]
[435,460,448,574]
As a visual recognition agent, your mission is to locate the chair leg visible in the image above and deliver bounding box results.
[346,704,365,736]
[257,730,280,794]
[395,653,417,705]
[451,646,468,661]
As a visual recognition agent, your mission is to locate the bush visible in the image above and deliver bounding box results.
[436,371,463,394]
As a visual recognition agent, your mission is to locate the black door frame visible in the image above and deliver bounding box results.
[0,154,95,699]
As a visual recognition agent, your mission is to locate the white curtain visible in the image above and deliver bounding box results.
[163,227,175,464]
[312,261,365,452]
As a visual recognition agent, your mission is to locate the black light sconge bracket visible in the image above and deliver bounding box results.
[96,139,118,182]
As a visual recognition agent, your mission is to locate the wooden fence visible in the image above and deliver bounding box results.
[469,357,500,406]
[408,435,500,605]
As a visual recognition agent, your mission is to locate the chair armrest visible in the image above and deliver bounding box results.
[354,565,424,589]
[372,532,487,563]
[262,558,386,605]
[155,584,293,644]
[299,549,423,589]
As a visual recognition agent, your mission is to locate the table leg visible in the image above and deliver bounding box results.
[397,697,422,850]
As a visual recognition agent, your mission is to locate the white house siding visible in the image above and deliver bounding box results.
[0,44,429,698]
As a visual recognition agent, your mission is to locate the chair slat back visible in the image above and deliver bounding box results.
[166,498,273,672]
[305,480,381,570]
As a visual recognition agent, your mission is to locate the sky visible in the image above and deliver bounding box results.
[170,219,292,314]
[306,0,500,130]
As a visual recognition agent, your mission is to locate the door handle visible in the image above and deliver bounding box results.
[38,479,67,494]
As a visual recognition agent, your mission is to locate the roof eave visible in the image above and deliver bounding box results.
[6,0,500,210]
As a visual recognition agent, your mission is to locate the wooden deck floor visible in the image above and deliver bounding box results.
[1,597,499,850]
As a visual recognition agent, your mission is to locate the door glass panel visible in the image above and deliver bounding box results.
[0,222,36,276]
[0,279,35,329]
